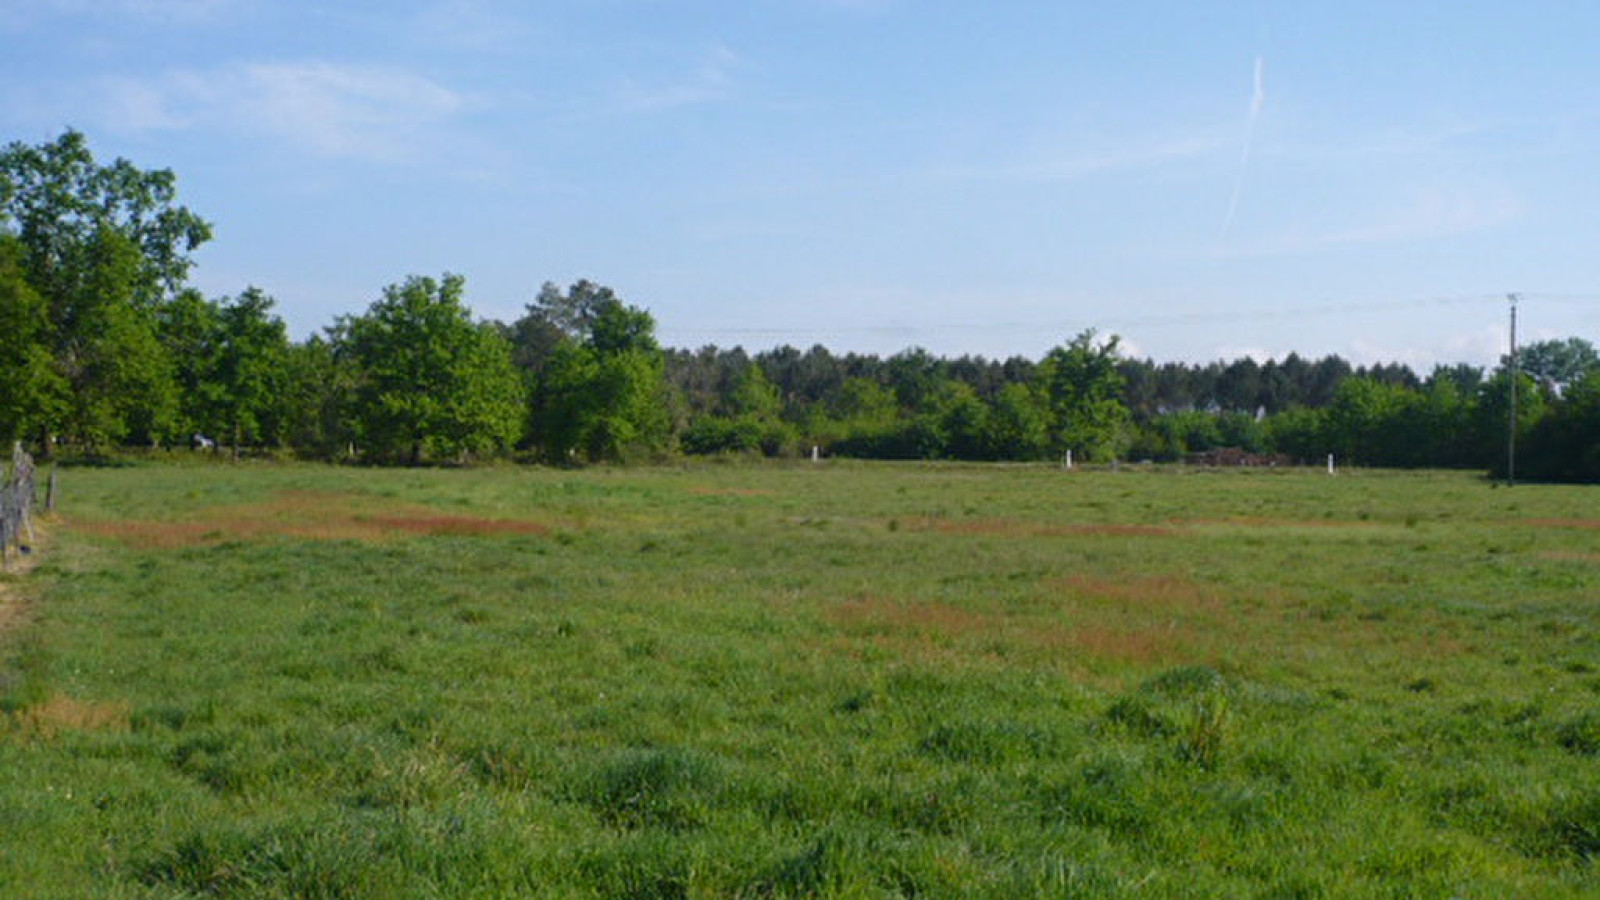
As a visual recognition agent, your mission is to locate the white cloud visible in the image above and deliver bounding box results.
[231,62,466,159]
[99,61,468,162]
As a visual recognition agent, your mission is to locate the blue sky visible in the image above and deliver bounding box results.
[3,0,1597,368]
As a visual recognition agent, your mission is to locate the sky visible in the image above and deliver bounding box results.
[3,0,1598,369]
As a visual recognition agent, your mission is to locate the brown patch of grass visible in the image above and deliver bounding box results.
[902,517,1173,538]
[1524,519,1600,531]
[1051,573,1225,616]
[831,594,994,636]
[1178,517,1380,530]
[71,521,223,549]
[1051,625,1185,666]
[369,515,551,537]
[8,694,130,737]
[72,490,554,549]
[826,589,1207,669]
[1043,574,1229,666]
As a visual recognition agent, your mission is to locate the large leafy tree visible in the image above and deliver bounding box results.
[984,382,1050,460]
[339,274,525,463]
[1322,377,1423,466]
[159,288,224,439]
[0,235,64,443]
[0,130,210,451]
[1039,330,1132,462]
[58,227,179,450]
[523,283,672,463]
[213,287,291,454]
[508,279,621,375]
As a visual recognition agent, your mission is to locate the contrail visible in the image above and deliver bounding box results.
[1222,56,1265,238]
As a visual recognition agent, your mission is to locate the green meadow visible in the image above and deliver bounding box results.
[2,461,1599,898]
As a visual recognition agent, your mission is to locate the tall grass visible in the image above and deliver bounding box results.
[1,460,1597,896]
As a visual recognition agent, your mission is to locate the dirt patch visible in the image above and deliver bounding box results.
[72,490,555,549]
[901,517,1173,538]
[7,694,130,737]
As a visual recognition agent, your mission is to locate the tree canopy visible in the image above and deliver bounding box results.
[3,129,1600,481]
[338,274,525,463]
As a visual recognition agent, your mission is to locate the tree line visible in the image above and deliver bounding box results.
[3,131,1598,480]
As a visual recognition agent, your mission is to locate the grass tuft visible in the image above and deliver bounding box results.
[578,747,723,831]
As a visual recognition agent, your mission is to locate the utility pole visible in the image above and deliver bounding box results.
[1508,292,1519,486]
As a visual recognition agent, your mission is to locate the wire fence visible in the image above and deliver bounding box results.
[1,443,38,570]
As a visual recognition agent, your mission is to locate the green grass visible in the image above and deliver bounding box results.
[2,459,1599,897]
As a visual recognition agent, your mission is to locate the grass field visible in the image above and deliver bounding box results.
[2,460,1599,898]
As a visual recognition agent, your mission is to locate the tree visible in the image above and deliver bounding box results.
[508,279,622,375]
[1322,377,1420,466]
[1416,376,1476,468]
[1427,363,1484,396]
[527,286,672,462]
[281,335,355,459]
[1,130,212,305]
[931,381,989,460]
[0,130,209,451]
[0,235,64,443]
[1039,330,1132,461]
[1475,371,1549,478]
[1216,357,1263,414]
[213,288,291,454]
[1263,406,1326,462]
[883,347,945,410]
[1520,370,1600,482]
[983,383,1050,460]
[57,227,179,450]
[681,361,796,456]
[1305,355,1352,407]
[1509,337,1599,392]
[339,274,525,463]
[159,288,223,440]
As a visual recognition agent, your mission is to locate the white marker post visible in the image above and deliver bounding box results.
[1327,454,1335,476]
